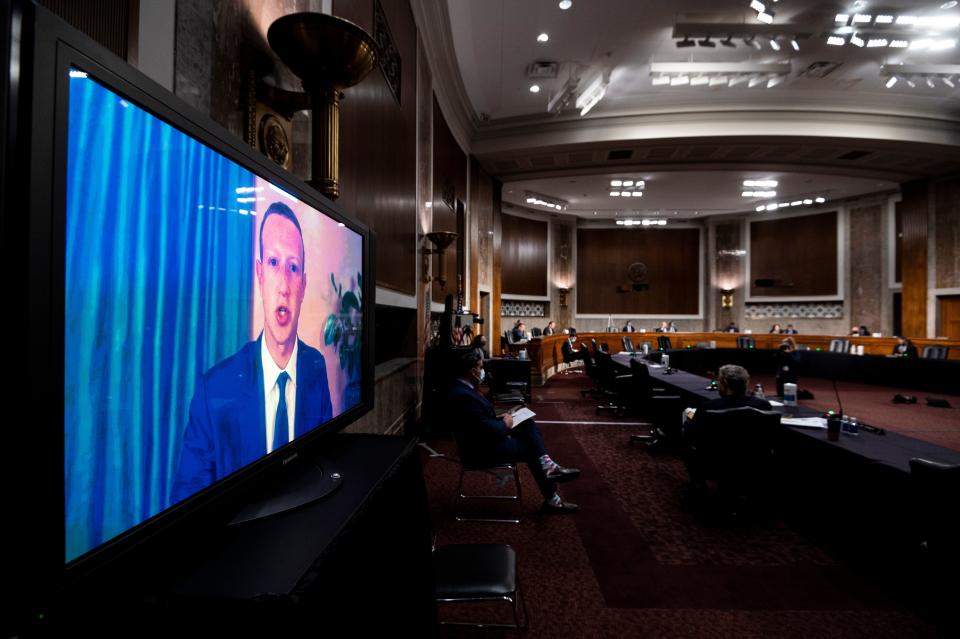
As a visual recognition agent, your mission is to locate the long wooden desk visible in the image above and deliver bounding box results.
[508,332,960,386]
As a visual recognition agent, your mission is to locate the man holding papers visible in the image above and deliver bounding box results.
[448,351,581,513]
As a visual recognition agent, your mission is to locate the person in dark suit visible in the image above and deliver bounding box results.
[724,322,740,333]
[561,333,586,365]
[681,364,772,491]
[172,202,332,503]
[774,337,798,396]
[622,320,637,332]
[783,324,799,334]
[471,334,490,360]
[448,351,580,513]
[892,336,918,358]
[542,320,557,336]
[511,321,528,343]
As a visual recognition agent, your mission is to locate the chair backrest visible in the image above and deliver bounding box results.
[657,335,672,351]
[922,345,949,360]
[909,457,960,558]
[693,407,783,475]
[504,330,515,345]
[581,344,597,380]
[629,358,653,399]
[531,327,542,337]
[736,336,755,349]
[622,336,635,353]
[829,338,849,353]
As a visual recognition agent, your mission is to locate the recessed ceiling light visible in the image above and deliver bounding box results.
[537,33,549,43]
[610,179,622,187]
[558,0,572,9]
[529,84,541,93]
[943,1,959,9]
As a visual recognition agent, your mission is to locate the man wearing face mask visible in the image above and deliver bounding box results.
[447,350,581,513]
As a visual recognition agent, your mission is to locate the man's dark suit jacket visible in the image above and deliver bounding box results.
[684,394,772,446]
[542,326,556,336]
[561,338,583,363]
[172,336,332,503]
[447,380,508,465]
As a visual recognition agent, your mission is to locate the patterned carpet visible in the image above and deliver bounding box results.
[424,375,954,638]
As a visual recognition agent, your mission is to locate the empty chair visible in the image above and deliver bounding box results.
[484,370,525,407]
[531,327,542,337]
[909,457,960,564]
[593,350,631,415]
[736,336,755,349]
[434,543,529,631]
[684,406,783,514]
[453,460,522,524]
[922,345,949,360]
[657,335,672,351]
[622,335,636,353]
[627,358,682,448]
[829,339,849,353]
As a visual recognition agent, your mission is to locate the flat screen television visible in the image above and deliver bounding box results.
[5,1,374,630]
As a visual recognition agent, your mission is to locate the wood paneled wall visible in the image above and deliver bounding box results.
[934,175,960,289]
[749,212,838,297]
[576,228,700,315]
[431,97,466,304]
[899,181,929,338]
[335,0,418,295]
[501,214,548,297]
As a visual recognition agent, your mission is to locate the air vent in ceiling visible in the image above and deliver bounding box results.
[798,61,841,79]
[526,61,559,79]
[838,150,872,161]
[607,149,633,160]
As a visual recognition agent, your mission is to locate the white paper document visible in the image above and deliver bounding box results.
[508,407,536,428]
[768,400,784,407]
[781,417,828,429]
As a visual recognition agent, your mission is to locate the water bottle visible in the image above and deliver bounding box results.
[783,382,797,406]
[661,354,670,369]
[845,415,860,436]
[754,383,765,399]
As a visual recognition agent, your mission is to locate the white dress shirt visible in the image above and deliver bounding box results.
[261,338,298,454]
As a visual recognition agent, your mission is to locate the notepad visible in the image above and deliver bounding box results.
[781,417,828,429]
[508,407,536,428]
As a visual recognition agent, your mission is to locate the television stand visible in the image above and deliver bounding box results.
[228,457,343,525]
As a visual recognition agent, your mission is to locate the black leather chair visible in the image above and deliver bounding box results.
[684,406,783,514]
[531,327,542,337]
[453,455,522,525]
[622,335,636,353]
[829,338,849,353]
[593,350,631,415]
[580,343,602,397]
[627,358,682,449]
[922,345,949,360]
[909,457,960,563]
[434,543,529,631]
[736,335,755,349]
[657,335,672,351]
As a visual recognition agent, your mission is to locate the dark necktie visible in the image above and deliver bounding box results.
[273,371,290,451]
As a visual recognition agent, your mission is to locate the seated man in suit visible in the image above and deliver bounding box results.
[511,321,528,344]
[783,324,799,334]
[724,321,740,333]
[681,364,772,493]
[891,336,918,358]
[173,202,332,503]
[448,351,581,513]
[542,320,557,336]
[561,333,586,364]
[622,320,637,332]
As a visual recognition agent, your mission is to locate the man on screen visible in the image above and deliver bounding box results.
[172,202,332,503]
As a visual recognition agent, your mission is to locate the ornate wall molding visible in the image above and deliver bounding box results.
[501,301,546,318]
[744,302,844,319]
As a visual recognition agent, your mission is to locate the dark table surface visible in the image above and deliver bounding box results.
[611,352,960,473]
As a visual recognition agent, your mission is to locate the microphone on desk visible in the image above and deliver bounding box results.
[832,378,844,419]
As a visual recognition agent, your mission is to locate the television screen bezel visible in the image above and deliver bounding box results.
[16,0,376,614]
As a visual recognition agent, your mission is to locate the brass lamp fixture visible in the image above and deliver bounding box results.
[558,287,570,308]
[721,288,735,309]
[423,231,458,288]
[266,13,378,199]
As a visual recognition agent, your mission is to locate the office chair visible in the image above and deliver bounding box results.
[909,457,960,562]
[593,350,630,415]
[828,339,849,353]
[685,407,783,515]
[627,358,682,449]
[921,345,949,360]
[433,543,529,631]
[504,330,515,346]
[580,343,603,397]
[736,336,755,349]
[622,335,635,353]
[531,327,542,337]
[484,370,525,407]
[453,455,522,524]
[657,335,672,351]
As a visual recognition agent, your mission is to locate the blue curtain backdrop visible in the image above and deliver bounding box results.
[64,73,256,562]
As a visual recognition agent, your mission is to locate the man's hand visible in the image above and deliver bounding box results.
[501,412,515,429]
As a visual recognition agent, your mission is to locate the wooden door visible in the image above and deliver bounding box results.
[939,295,960,339]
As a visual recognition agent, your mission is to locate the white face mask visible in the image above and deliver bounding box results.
[478,368,485,383]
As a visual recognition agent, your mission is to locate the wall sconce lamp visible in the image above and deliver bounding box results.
[423,231,458,288]
[264,13,378,199]
[721,288,735,309]
[558,287,570,308]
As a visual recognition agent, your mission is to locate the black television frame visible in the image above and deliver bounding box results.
[7,1,376,630]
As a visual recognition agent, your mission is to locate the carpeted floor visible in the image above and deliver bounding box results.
[424,374,954,637]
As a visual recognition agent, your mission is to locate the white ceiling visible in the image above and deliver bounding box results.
[420,0,960,219]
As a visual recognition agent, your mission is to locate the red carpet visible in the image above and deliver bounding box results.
[424,374,952,637]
